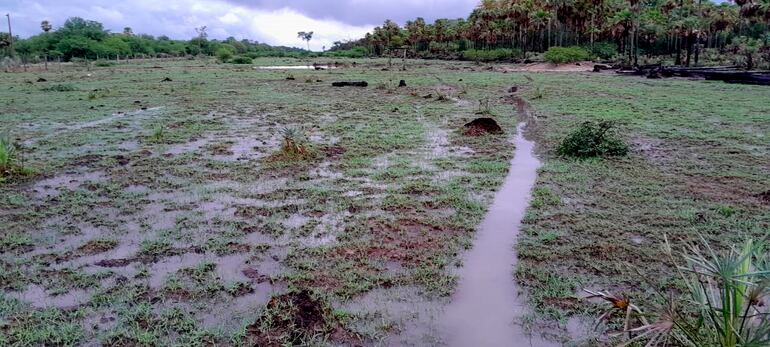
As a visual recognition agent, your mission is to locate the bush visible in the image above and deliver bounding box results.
[544,46,591,64]
[461,48,523,62]
[94,60,116,67]
[587,42,617,60]
[216,48,233,63]
[230,56,253,64]
[557,120,628,158]
[325,47,368,58]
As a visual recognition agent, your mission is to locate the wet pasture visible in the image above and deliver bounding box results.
[2,57,768,346]
[1,58,530,346]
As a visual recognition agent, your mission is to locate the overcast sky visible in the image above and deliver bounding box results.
[1,0,479,51]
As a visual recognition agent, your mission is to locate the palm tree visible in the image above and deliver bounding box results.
[757,0,770,26]
[531,10,551,51]
[297,31,313,51]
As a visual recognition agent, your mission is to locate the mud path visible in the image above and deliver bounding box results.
[441,121,554,346]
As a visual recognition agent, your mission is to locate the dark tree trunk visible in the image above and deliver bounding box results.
[675,37,682,66]
[684,34,691,67]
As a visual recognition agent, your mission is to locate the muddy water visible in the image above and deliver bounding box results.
[442,123,555,347]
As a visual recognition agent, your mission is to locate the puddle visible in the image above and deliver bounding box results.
[198,281,286,330]
[164,138,211,156]
[25,108,165,147]
[148,252,251,288]
[283,213,311,229]
[65,107,163,131]
[340,286,447,347]
[442,123,556,346]
[7,284,92,309]
[427,128,450,158]
[33,170,107,198]
[309,161,344,179]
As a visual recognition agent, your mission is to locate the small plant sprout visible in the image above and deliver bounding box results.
[477,97,492,114]
[279,127,315,160]
[0,133,31,181]
[149,124,166,143]
[0,134,18,173]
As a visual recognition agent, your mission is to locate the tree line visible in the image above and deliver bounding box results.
[331,0,770,67]
[0,17,307,63]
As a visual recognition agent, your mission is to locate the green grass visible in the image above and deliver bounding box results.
[517,73,770,341]
[0,57,767,345]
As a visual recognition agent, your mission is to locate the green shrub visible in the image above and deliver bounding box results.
[216,48,233,63]
[326,47,368,58]
[587,42,617,60]
[557,120,628,158]
[230,56,253,64]
[544,46,591,64]
[94,60,116,67]
[461,48,522,61]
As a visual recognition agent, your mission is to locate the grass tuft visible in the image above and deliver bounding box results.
[275,127,316,160]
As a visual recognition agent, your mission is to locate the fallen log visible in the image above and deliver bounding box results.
[661,66,742,77]
[332,81,368,87]
[702,71,770,85]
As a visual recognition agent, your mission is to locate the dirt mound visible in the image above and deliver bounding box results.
[244,290,331,346]
[464,118,503,136]
[324,145,347,160]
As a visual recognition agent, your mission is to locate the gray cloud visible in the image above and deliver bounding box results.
[224,0,478,26]
[1,0,479,50]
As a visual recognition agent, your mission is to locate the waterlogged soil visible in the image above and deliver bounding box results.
[0,57,526,346]
[4,57,766,346]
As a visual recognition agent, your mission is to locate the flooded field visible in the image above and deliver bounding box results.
[1,57,769,346]
[441,122,551,346]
